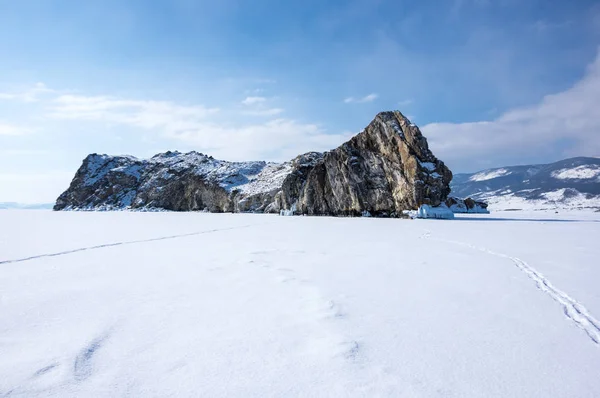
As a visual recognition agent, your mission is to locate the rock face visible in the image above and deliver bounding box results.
[445,196,489,214]
[55,111,454,216]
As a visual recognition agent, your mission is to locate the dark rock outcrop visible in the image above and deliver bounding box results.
[55,111,454,216]
[445,196,489,214]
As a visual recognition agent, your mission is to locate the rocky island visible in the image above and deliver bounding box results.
[55,111,486,216]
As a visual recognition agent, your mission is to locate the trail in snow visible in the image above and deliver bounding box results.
[73,332,111,382]
[0,224,266,265]
[245,250,362,362]
[422,230,600,345]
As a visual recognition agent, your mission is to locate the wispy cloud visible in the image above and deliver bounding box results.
[423,50,600,170]
[0,123,28,136]
[343,93,378,104]
[240,95,285,118]
[49,95,220,130]
[398,99,413,107]
[42,90,348,161]
[0,83,55,103]
[241,96,266,105]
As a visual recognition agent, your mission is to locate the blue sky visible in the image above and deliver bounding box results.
[1,0,600,202]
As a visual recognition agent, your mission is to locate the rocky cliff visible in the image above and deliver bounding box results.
[55,111,454,216]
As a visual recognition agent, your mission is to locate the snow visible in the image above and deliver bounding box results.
[542,188,571,201]
[384,115,405,137]
[235,162,293,196]
[112,164,142,180]
[80,152,304,202]
[552,165,600,180]
[482,189,600,211]
[469,168,512,182]
[417,204,455,219]
[2,210,600,397]
[419,161,437,172]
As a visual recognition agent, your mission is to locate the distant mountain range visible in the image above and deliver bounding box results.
[0,202,54,210]
[451,157,600,211]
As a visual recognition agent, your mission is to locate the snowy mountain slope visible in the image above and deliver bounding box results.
[451,157,600,210]
[1,210,600,397]
[86,150,287,196]
[54,150,297,212]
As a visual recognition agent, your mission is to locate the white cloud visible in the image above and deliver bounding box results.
[45,92,347,161]
[241,96,266,105]
[168,119,351,161]
[398,99,414,107]
[422,50,600,170]
[344,93,378,103]
[0,123,28,136]
[49,95,220,131]
[0,82,55,103]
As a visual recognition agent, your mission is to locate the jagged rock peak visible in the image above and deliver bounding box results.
[280,110,453,216]
[55,110,455,216]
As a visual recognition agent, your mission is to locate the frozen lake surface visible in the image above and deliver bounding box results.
[1,209,599,397]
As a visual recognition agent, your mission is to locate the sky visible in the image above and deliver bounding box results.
[1,0,600,203]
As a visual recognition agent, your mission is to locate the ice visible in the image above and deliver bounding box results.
[416,204,455,219]
[279,202,297,216]
[1,209,600,397]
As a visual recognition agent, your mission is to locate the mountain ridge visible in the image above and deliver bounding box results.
[451,157,600,210]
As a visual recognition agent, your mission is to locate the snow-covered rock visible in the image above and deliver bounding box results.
[445,196,490,214]
[55,150,289,213]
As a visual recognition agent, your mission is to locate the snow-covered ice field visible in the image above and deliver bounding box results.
[1,209,600,397]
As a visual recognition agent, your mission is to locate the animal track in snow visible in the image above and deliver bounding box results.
[32,363,59,378]
[73,332,111,382]
[424,231,600,346]
[0,224,264,265]
[246,251,359,361]
[342,340,361,360]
